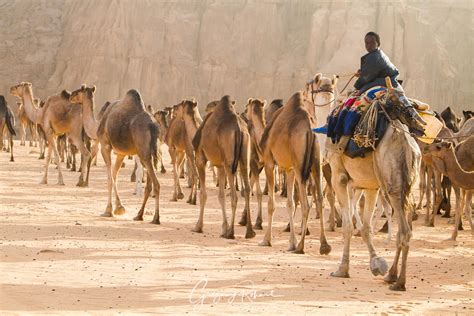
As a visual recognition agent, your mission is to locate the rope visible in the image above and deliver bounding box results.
[353,100,380,149]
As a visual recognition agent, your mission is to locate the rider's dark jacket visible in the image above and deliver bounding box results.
[354,48,400,93]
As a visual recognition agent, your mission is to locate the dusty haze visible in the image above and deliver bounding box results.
[0,0,472,113]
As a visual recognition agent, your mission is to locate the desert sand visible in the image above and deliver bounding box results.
[0,142,473,314]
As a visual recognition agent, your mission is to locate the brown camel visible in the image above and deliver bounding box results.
[165,100,199,204]
[440,107,461,132]
[71,85,161,222]
[258,91,330,255]
[327,78,424,291]
[153,110,168,174]
[425,138,474,239]
[10,82,90,186]
[0,95,16,162]
[191,95,255,239]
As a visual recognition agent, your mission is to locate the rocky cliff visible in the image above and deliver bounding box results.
[0,0,472,114]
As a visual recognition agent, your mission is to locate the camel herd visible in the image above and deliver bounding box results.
[1,76,473,293]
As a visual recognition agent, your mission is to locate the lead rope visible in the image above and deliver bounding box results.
[312,73,357,107]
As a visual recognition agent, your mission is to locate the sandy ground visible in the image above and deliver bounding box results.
[0,141,473,315]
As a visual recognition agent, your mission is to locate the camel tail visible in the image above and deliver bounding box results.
[231,129,243,174]
[149,123,159,170]
[301,130,314,182]
[5,107,16,136]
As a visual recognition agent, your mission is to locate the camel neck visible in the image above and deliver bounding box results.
[183,114,199,139]
[442,149,474,189]
[21,88,42,124]
[82,96,98,140]
[251,113,265,142]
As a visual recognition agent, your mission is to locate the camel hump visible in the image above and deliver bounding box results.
[126,89,144,108]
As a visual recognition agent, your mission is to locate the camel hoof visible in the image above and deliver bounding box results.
[328,225,335,232]
[57,180,65,186]
[245,229,256,239]
[170,197,178,202]
[133,216,143,221]
[192,226,203,233]
[283,223,291,232]
[40,179,47,185]
[259,240,271,247]
[320,243,332,255]
[221,232,235,239]
[10,158,14,162]
[287,244,297,252]
[160,168,166,174]
[292,249,305,254]
[238,217,247,226]
[253,222,263,230]
[384,274,398,284]
[151,219,160,225]
[100,212,113,217]
[370,257,388,276]
[389,283,406,291]
[76,180,87,187]
[336,219,342,228]
[330,270,350,278]
[177,192,184,200]
[114,206,126,216]
[424,222,434,228]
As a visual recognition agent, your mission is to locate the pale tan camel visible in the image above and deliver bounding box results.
[192,95,255,239]
[326,78,424,291]
[165,100,199,204]
[71,85,161,222]
[10,82,91,186]
[425,138,474,239]
[258,91,330,255]
[17,100,39,147]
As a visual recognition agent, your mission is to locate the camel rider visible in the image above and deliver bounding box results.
[353,32,401,95]
[312,31,401,135]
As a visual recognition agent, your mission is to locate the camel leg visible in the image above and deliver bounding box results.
[464,190,473,235]
[9,132,14,162]
[216,167,230,238]
[169,147,184,201]
[238,155,256,239]
[260,163,276,247]
[28,122,34,147]
[133,156,143,197]
[100,144,114,216]
[360,190,388,276]
[131,159,138,182]
[431,170,443,224]
[138,155,161,224]
[424,167,433,226]
[134,172,151,221]
[184,143,198,205]
[351,189,364,233]
[91,140,99,166]
[417,161,426,209]
[112,154,126,215]
[253,172,263,230]
[283,170,297,251]
[192,154,207,233]
[312,161,331,255]
[71,136,91,187]
[294,174,312,254]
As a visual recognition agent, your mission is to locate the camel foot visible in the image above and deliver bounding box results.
[133,215,143,221]
[151,218,160,225]
[238,214,247,226]
[389,283,406,291]
[384,274,398,284]
[130,173,136,182]
[253,221,263,230]
[353,229,362,237]
[192,226,203,233]
[259,240,271,247]
[101,212,113,217]
[245,229,256,239]
[283,223,290,232]
[160,167,166,174]
[328,224,336,232]
[320,243,332,255]
[10,158,14,162]
[76,179,87,187]
[114,206,126,215]
[177,192,184,200]
[57,180,65,186]
[20,143,25,146]
[292,248,305,254]
[40,178,47,185]
[336,219,342,228]
[424,222,434,228]
[221,231,235,239]
[330,269,350,278]
[370,257,388,276]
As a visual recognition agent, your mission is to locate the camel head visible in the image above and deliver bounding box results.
[423,141,452,158]
[205,100,219,115]
[182,99,199,118]
[10,82,32,98]
[153,110,168,129]
[70,84,96,104]
[306,73,338,107]
[246,98,266,125]
[146,104,154,114]
[463,110,474,121]
[441,106,461,132]
[384,77,426,134]
[219,95,237,112]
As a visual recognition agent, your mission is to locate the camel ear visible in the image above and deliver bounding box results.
[313,73,322,85]
[446,142,453,149]
[81,84,86,90]
[385,77,393,92]
[247,98,253,104]
[91,85,96,93]
[192,98,198,107]
[231,100,236,106]
[332,75,338,86]
[457,117,462,123]
[262,99,267,107]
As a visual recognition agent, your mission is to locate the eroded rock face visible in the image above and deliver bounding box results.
[0,0,471,113]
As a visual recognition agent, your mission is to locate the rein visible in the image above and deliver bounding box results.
[310,73,356,107]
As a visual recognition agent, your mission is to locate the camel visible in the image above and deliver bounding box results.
[10,82,91,186]
[462,110,473,125]
[153,110,168,174]
[440,107,461,133]
[71,85,161,222]
[326,78,424,291]
[307,74,340,231]
[425,137,474,239]
[17,100,39,147]
[258,91,330,255]
[191,95,255,239]
[0,96,16,162]
[238,98,267,230]
[165,100,199,204]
